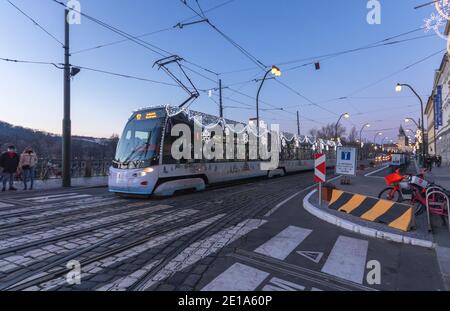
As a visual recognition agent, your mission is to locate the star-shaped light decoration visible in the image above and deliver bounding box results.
[202,129,211,143]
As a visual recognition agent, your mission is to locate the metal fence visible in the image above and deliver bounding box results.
[31,159,112,180]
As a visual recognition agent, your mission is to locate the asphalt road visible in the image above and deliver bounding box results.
[0,170,444,291]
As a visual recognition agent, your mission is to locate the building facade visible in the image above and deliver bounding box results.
[433,54,450,164]
[425,95,436,156]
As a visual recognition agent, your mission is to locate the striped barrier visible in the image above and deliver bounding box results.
[328,190,414,232]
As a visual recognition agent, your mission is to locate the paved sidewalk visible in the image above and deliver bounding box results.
[424,165,450,190]
[303,164,450,289]
[0,176,107,193]
[307,172,433,247]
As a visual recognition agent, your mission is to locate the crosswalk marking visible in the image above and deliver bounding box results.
[262,277,305,291]
[24,194,93,203]
[39,213,224,291]
[23,193,79,200]
[97,261,161,291]
[202,263,270,291]
[254,226,312,260]
[0,202,14,208]
[296,251,324,264]
[321,236,368,284]
[137,219,267,290]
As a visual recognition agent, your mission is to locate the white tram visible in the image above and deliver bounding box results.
[109,106,337,196]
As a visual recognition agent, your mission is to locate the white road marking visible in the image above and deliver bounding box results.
[0,202,14,208]
[39,214,225,291]
[364,165,389,177]
[264,175,343,218]
[296,251,324,264]
[262,277,305,291]
[321,236,368,284]
[202,263,269,291]
[264,192,301,217]
[28,194,93,203]
[97,261,161,291]
[137,219,267,290]
[254,226,312,260]
[23,193,79,200]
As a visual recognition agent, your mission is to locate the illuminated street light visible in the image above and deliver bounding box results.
[256,65,282,157]
[335,112,350,143]
[373,132,383,150]
[405,118,420,128]
[271,65,282,77]
[396,83,426,165]
[359,123,370,160]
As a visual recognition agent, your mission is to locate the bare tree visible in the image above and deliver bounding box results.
[348,126,358,143]
[313,123,346,140]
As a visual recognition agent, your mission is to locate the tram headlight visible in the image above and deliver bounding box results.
[137,167,154,177]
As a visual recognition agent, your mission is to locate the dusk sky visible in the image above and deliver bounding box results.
[0,0,447,142]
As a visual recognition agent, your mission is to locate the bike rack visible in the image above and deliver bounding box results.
[425,187,450,233]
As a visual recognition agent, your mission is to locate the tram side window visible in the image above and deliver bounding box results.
[162,119,195,165]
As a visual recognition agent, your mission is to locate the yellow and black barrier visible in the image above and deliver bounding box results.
[328,190,414,232]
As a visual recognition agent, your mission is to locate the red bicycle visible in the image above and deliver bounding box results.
[378,169,430,215]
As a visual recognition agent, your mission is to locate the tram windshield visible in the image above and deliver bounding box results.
[114,115,164,167]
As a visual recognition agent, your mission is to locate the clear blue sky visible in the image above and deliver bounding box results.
[0,0,446,142]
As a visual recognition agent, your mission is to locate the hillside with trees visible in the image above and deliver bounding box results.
[0,120,118,160]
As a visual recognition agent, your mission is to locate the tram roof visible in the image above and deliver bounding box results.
[134,105,303,140]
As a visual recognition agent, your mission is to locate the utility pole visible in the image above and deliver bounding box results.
[219,79,223,118]
[62,9,71,187]
[296,111,301,136]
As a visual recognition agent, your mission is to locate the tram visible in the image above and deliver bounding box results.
[108,106,337,196]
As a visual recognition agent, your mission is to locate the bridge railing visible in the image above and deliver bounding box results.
[16,159,112,180]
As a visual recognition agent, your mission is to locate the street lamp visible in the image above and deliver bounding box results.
[359,123,370,160]
[373,132,383,152]
[256,65,281,158]
[381,136,389,151]
[404,117,420,128]
[335,112,350,143]
[396,83,426,165]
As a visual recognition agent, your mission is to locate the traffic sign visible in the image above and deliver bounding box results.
[336,147,357,176]
[314,153,326,183]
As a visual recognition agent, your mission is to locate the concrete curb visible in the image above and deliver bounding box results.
[303,190,435,249]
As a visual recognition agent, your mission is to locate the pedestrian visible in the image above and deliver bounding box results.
[426,155,433,172]
[0,145,20,192]
[19,146,38,190]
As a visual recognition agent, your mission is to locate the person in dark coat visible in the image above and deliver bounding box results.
[0,145,19,191]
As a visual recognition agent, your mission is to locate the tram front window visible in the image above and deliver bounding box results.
[114,117,163,168]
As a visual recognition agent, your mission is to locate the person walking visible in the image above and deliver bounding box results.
[19,147,38,190]
[0,145,19,192]
[425,155,433,172]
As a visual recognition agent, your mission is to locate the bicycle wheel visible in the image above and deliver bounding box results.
[378,187,402,202]
[414,202,426,216]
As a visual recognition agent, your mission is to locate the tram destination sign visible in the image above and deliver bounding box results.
[335,147,357,176]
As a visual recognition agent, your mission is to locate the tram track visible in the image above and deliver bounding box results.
[127,186,301,291]
[1,175,303,291]
[0,170,331,291]
[0,171,309,236]
[0,199,158,234]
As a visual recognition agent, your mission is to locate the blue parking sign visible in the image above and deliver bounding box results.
[341,151,351,161]
[336,147,357,176]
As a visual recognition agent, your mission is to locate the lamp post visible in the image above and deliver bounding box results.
[335,112,350,144]
[381,136,389,152]
[373,132,383,153]
[405,117,420,128]
[256,65,281,158]
[396,83,426,165]
[359,123,370,160]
